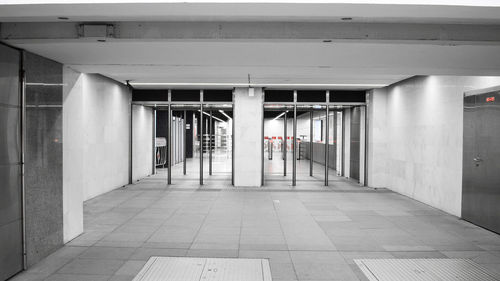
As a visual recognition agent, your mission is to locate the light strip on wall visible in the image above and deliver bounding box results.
[130,82,387,88]
[25,83,66,86]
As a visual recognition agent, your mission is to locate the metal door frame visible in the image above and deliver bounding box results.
[134,90,234,187]
[0,43,27,278]
[462,85,500,233]
[262,90,366,187]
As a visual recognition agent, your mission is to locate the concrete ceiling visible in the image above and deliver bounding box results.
[2,1,500,89]
[10,41,500,89]
[2,1,500,24]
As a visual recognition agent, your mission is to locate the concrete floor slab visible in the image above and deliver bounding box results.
[10,169,500,281]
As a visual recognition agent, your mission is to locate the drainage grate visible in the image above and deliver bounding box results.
[355,259,500,281]
[133,257,272,281]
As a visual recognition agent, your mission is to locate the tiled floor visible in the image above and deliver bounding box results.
[11,173,500,281]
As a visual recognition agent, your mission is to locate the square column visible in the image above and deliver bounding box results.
[233,87,263,187]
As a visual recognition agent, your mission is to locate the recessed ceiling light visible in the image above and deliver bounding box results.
[129,82,388,88]
[341,17,353,21]
[58,17,69,20]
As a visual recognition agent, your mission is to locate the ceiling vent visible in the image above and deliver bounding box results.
[78,24,115,40]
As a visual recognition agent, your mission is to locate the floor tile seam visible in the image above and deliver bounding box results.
[188,191,222,251]
[52,258,127,278]
[50,257,124,279]
[237,195,245,258]
[271,196,300,280]
[107,258,129,277]
[86,191,158,259]
[103,190,151,217]
[42,272,112,280]
[279,201,333,246]
[31,252,82,279]
[106,190,150,210]
[137,203,182,247]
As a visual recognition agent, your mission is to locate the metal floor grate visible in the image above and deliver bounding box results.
[355,258,500,281]
[133,257,272,281]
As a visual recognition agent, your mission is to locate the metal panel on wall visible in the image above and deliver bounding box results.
[462,88,500,234]
[350,107,361,181]
[0,43,23,280]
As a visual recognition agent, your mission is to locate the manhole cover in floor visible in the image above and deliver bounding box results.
[133,257,272,281]
[355,258,500,281]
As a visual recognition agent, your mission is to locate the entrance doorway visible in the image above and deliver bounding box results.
[142,90,234,187]
[261,89,366,188]
[463,86,500,234]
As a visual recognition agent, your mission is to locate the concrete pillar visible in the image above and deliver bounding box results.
[233,87,263,187]
[343,108,351,178]
[359,106,366,185]
[366,89,388,188]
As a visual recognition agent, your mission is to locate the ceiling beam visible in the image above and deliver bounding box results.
[2,21,500,45]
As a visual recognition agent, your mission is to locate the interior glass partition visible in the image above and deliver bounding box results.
[294,105,327,187]
[326,107,344,185]
[202,104,233,186]
[155,105,199,185]
[155,103,233,187]
[133,88,233,188]
[263,105,294,186]
[262,89,366,188]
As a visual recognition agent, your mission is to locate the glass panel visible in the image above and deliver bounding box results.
[0,43,23,281]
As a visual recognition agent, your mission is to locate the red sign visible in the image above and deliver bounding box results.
[272,136,276,139]
[486,97,495,102]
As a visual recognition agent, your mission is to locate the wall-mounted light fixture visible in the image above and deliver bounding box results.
[272,111,288,121]
[129,82,387,89]
[218,110,232,120]
[198,110,224,122]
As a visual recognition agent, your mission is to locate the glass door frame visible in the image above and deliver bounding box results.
[262,90,367,187]
[132,90,234,187]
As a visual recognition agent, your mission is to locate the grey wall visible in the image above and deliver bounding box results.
[62,66,84,243]
[24,51,63,267]
[0,44,24,280]
[80,74,131,201]
[367,75,500,216]
[132,104,153,181]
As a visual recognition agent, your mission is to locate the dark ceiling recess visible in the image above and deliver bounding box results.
[330,91,366,102]
[132,90,168,101]
[171,89,200,101]
[169,109,233,122]
[297,90,326,103]
[265,90,294,102]
[204,90,233,102]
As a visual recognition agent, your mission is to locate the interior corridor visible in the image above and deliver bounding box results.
[11,177,500,281]
[2,2,500,281]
